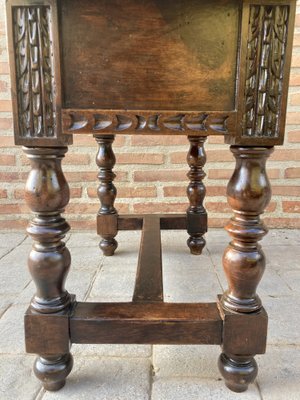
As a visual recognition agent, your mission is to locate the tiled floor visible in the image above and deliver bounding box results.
[0,229,299,400]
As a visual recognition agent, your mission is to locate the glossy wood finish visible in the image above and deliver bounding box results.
[23,146,74,391]
[218,146,273,392]
[133,216,163,303]
[70,302,222,345]
[5,0,297,395]
[60,0,239,111]
[186,136,207,254]
[95,135,118,256]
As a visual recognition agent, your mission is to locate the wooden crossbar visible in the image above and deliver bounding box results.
[70,302,222,345]
[132,215,163,302]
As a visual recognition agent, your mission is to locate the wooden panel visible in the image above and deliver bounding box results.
[62,109,236,136]
[70,302,223,345]
[6,0,72,146]
[133,216,163,303]
[228,0,296,145]
[60,0,240,112]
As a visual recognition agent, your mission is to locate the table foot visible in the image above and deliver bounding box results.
[218,353,257,393]
[100,238,118,256]
[187,235,206,255]
[34,354,73,392]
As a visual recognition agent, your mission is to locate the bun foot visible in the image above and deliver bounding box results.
[34,353,73,391]
[100,238,118,256]
[187,235,206,255]
[218,353,257,393]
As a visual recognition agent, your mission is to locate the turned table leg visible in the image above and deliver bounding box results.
[94,135,118,256]
[218,146,273,392]
[23,147,73,391]
[186,136,207,255]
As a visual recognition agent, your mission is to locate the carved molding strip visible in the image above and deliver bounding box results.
[13,6,55,138]
[62,110,237,135]
[243,5,289,138]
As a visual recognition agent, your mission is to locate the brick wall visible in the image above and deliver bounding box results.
[1,2,300,230]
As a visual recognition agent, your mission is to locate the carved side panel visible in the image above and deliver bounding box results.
[243,5,289,138]
[6,1,72,146]
[227,1,296,146]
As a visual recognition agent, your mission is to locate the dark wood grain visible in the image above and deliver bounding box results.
[186,136,207,254]
[133,216,163,303]
[95,135,118,256]
[70,302,222,345]
[23,146,74,391]
[218,146,273,393]
[60,0,239,111]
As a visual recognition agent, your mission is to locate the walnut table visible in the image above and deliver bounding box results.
[6,0,296,393]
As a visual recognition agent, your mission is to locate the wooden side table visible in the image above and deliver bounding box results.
[6,0,296,393]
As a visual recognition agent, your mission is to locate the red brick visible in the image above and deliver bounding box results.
[134,170,187,182]
[291,53,300,68]
[286,112,300,125]
[0,79,9,93]
[272,186,300,196]
[0,100,12,112]
[163,185,226,197]
[0,63,9,74]
[270,149,300,161]
[284,168,300,179]
[205,202,231,213]
[116,153,164,164]
[0,118,13,131]
[289,92,300,106]
[73,135,126,147]
[295,14,300,27]
[65,171,127,183]
[0,154,15,165]
[64,153,90,165]
[208,136,224,144]
[131,135,187,146]
[170,150,233,164]
[282,201,300,213]
[293,33,300,47]
[133,202,187,214]
[0,189,7,198]
[289,72,300,86]
[66,202,129,214]
[0,136,14,147]
[288,130,300,143]
[0,204,29,214]
[87,186,157,199]
[0,172,24,182]
[264,217,300,228]
[0,219,27,230]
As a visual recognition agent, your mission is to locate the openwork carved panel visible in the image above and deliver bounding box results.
[13,6,55,139]
[243,5,289,138]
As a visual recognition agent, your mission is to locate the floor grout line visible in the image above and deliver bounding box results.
[149,345,154,400]
[205,246,225,293]
[0,234,28,262]
[256,380,264,400]
[83,255,105,301]
[34,387,45,400]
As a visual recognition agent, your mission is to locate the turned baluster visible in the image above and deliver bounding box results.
[218,146,273,392]
[186,136,207,255]
[95,135,118,256]
[24,146,73,391]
